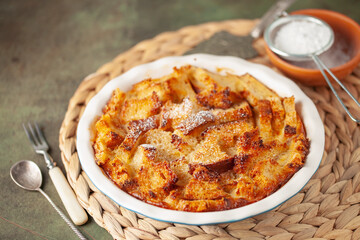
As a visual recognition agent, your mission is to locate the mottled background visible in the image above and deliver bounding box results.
[1,0,359,239]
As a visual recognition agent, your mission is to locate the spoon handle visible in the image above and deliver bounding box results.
[38,188,87,240]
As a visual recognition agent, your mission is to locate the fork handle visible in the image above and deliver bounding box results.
[43,152,56,169]
[49,167,88,225]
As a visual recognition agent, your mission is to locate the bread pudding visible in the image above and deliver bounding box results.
[92,65,310,212]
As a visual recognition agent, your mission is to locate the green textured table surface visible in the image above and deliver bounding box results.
[1,0,359,239]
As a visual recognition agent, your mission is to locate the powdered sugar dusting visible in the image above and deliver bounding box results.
[140,144,157,150]
[128,115,159,138]
[167,97,193,119]
[160,97,195,129]
[177,110,215,135]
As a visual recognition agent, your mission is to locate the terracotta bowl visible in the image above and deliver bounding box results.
[264,9,360,86]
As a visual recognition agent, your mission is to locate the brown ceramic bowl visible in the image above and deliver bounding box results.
[264,9,360,86]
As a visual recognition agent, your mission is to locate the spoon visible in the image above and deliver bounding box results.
[10,160,87,240]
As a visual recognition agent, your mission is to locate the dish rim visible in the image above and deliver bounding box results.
[76,54,325,225]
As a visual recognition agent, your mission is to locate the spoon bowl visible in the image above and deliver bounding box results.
[10,160,42,191]
[10,160,87,239]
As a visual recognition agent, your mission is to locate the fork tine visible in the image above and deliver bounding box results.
[34,122,48,147]
[27,122,40,146]
[23,123,38,147]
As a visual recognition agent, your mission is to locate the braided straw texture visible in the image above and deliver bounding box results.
[59,19,360,240]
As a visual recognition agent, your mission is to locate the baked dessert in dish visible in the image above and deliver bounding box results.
[92,65,310,212]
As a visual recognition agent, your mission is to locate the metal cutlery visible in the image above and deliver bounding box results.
[23,122,88,226]
[10,160,87,240]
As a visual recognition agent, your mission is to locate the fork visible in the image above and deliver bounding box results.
[23,122,88,226]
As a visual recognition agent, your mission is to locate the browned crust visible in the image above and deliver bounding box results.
[92,65,310,212]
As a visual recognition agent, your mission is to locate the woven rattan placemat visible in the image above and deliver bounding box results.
[59,19,360,240]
